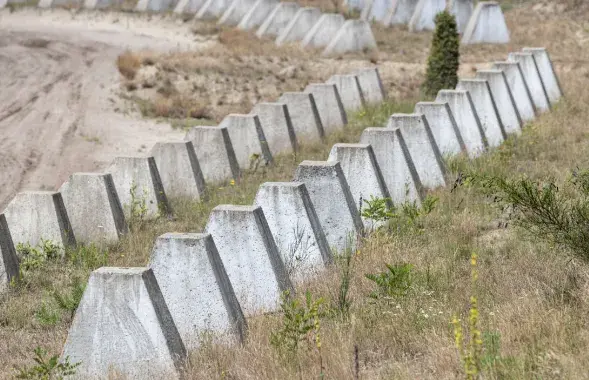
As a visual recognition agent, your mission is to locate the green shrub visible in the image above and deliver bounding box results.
[14,347,80,379]
[365,263,413,299]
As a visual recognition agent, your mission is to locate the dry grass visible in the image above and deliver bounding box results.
[116,50,142,80]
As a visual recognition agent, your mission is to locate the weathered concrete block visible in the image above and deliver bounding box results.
[476,70,522,135]
[462,1,509,44]
[107,156,171,220]
[344,0,366,11]
[174,0,206,14]
[256,2,300,38]
[523,47,563,104]
[149,233,246,350]
[150,141,206,201]
[219,0,259,26]
[219,114,272,171]
[196,0,230,19]
[61,267,186,379]
[326,74,365,112]
[388,114,446,189]
[383,0,419,25]
[507,52,551,112]
[293,161,363,253]
[493,61,536,122]
[276,7,322,45]
[448,0,473,33]
[355,67,386,105]
[327,144,390,229]
[435,90,487,158]
[414,101,466,156]
[322,20,377,56]
[278,92,325,142]
[0,214,19,295]
[38,0,53,7]
[254,182,331,281]
[49,0,82,8]
[205,205,292,315]
[456,79,506,147]
[4,191,75,252]
[408,0,446,32]
[363,0,391,23]
[304,83,347,134]
[135,0,175,12]
[301,13,345,49]
[360,128,423,206]
[185,126,240,184]
[237,0,279,30]
[85,0,124,9]
[250,103,297,155]
[59,173,128,246]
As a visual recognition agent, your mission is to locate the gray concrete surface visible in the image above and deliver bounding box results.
[185,126,240,184]
[250,102,298,155]
[523,47,563,104]
[278,92,325,142]
[493,61,536,122]
[462,1,510,44]
[326,74,365,112]
[408,0,446,32]
[507,52,551,112]
[448,0,473,33]
[476,70,522,135]
[0,214,18,295]
[304,83,348,134]
[237,0,279,30]
[256,2,300,38]
[383,0,419,26]
[355,67,386,105]
[414,101,466,156]
[219,114,272,171]
[276,7,322,45]
[301,13,345,49]
[322,20,377,56]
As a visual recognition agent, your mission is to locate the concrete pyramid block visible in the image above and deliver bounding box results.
[0,214,19,294]
[326,74,365,112]
[50,0,82,8]
[435,90,487,158]
[206,205,292,315]
[523,47,563,104]
[322,20,377,56]
[185,126,240,184]
[219,114,272,170]
[344,0,366,11]
[237,0,279,30]
[85,0,126,9]
[360,128,423,206]
[327,144,391,229]
[254,182,331,281]
[250,102,298,155]
[149,233,246,350]
[4,191,75,252]
[355,67,386,105]
[304,83,348,134]
[493,61,536,122]
[301,13,346,49]
[174,0,206,14]
[414,101,466,156]
[135,0,175,12]
[276,7,322,45]
[476,70,522,135]
[278,92,325,142]
[196,0,230,19]
[293,161,364,253]
[448,0,473,33]
[462,1,509,44]
[408,0,446,32]
[363,0,392,23]
[508,52,551,112]
[38,0,53,8]
[107,156,171,220]
[150,141,206,201]
[59,173,128,246]
[456,79,506,147]
[61,267,187,379]
[219,0,259,26]
[256,2,300,38]
[383,0,419,25]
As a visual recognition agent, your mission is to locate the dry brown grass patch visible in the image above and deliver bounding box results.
[116,50,142,80]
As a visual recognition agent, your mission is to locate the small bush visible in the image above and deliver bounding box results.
[117,50,142,80]
[365,263,413,299]
[14,347,80,379]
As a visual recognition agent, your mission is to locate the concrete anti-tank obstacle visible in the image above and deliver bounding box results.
[0,214,19,295]
[149,233,247,350]
[344,0,366,11]
[523,47,563,104]
[174,0,206,14]
[408,0,447,32]
[196,0,230,19]
[276,7,322,46]
[448,0,473,33]
[205,205,293,315]
[237,0,279,30]
[38,0,52,7]
[388,114,446,189]
[322,20,378,57]
[61,267,187,379]
[185,126,240,184]
[507,52,551,112]
[414,101,466,156]
[293,161,364,253]
[301,13,345,49]
[219,0,259,27]
[254,182,332,282]
[327,144,391,229]
[218,114,272,171]
[383,0,419,26]
[461,1,509,44]
[278,92,325,142]
[435,90,487,158]
[476,70,522,135]
[326,74,365,112]
[250,102,298,155]
[360,128,423,206]
[150,141,206,201]
[355,67,386,105]
[493,61,536,122]
[304,83,348,134]
[135,0,176,12]
[456,79,506,147]
[106,156,171,220]
[59,173,128,246]
[3,191,75,252]
[361,0,389,23]
[256,2,300,38]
